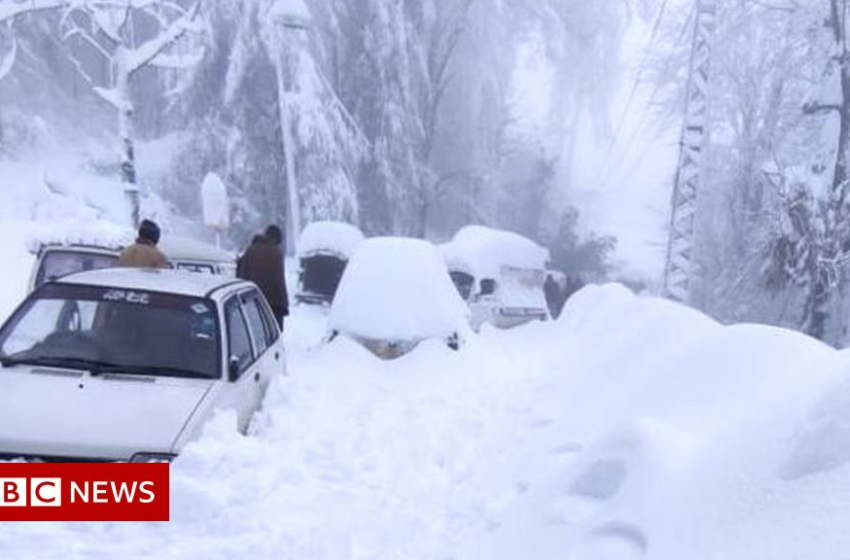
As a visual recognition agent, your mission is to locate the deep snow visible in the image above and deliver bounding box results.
[1,241,850,559]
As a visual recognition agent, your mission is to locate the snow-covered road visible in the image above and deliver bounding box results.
[2,283,850,560]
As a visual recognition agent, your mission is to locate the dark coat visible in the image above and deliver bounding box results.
[238,240,289,316]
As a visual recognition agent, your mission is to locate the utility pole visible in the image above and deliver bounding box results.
[663,0,718,303]
[270,0,311,256]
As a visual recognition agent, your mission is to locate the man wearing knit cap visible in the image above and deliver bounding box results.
[118,219,169,269]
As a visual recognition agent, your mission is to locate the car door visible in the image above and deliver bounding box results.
[221,295,262,433]
[240,289,284,399]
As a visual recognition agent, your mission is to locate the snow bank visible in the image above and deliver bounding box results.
[441,225,550,279]
[329,237,469,341]
[458,284,850,560]
[2,277,850,560]
[297,220,365,259]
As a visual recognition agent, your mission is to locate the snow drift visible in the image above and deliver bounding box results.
[1,279,850,560]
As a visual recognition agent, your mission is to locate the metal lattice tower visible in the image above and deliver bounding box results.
[663,0,717,303]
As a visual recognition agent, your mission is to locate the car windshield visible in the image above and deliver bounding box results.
[175,262,216,275]
[35,249,118,289]
[0,283,220,380]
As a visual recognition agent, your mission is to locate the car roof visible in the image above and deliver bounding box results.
[55,268,247,298]
[158,237,234,263]
[36,237,234,264]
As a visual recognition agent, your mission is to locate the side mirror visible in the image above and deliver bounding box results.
[228,356,240,382]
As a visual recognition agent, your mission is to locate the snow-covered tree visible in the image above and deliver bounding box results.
[0,0,72,81]
[60,0,203,227]
[261,0,364,253]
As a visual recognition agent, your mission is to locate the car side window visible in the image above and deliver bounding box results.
[256,294,280,346]
[225,298,254,376]
[241,292,271,356]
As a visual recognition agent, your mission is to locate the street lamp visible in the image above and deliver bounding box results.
[269,0,311,256]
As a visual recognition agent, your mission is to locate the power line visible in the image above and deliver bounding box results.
[593,1,696,194]
[606,0,671,157]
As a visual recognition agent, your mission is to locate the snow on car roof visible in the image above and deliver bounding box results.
[56,268,244,298]
[27,223,134,254]
[158,236,234,263]
[31,232,234,264]
[329,237,469,342]
[298,221,365,259]
[441,225,550,279]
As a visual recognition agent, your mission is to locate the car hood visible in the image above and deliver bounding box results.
[0,367,213,461]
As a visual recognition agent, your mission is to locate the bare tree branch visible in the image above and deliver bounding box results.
[803,101,842,114]
[125,0,199,75]
[0,0,67,23]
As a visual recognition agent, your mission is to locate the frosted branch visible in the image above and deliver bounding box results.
[125,0,199,75]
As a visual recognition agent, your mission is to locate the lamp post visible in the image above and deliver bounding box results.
[270,0,310,256]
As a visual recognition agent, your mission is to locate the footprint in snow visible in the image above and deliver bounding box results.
[546,458,628,526]
[572,522,647,560]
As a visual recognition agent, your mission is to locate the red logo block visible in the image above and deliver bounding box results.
[0,464,169,521]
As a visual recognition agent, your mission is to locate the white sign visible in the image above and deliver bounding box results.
[201,173,230,229]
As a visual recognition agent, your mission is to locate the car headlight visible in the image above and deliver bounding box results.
[130,453,176,464]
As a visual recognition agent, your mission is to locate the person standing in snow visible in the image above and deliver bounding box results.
[118,219,169,269]
[236,234,266,278]
[544,273,561,319]
[238,225,290,328]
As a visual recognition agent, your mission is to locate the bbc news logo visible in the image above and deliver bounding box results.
[1,478,62,507]
[0,463,169,521]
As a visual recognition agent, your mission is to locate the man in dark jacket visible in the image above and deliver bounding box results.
[236,234,265,278]
[238,225,289,328]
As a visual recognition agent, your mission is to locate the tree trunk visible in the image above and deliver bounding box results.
[807,0,850,343]
[117,63,139,229]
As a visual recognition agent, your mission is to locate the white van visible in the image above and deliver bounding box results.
[441,226,551,331]
[28,236,236,293]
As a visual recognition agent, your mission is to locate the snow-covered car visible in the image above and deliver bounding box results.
[441,226,551,331]
[328,237,470,359]
[0,268,285,462]
[295,221,365,305]
[28,235,237,292]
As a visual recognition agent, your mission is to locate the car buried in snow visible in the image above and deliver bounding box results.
[327,237,470,359]
[0,268,284,462]
[441,226,551,331]
[295,221,365,306]
[28,235,237,293]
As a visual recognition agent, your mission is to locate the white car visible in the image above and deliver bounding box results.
[441,226,551,331]
[28,236,237,293]
[0,268,285,462]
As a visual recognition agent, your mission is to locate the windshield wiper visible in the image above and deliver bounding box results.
[1,355,214,380]
[89,364,214,380]
[0,356,114,371]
